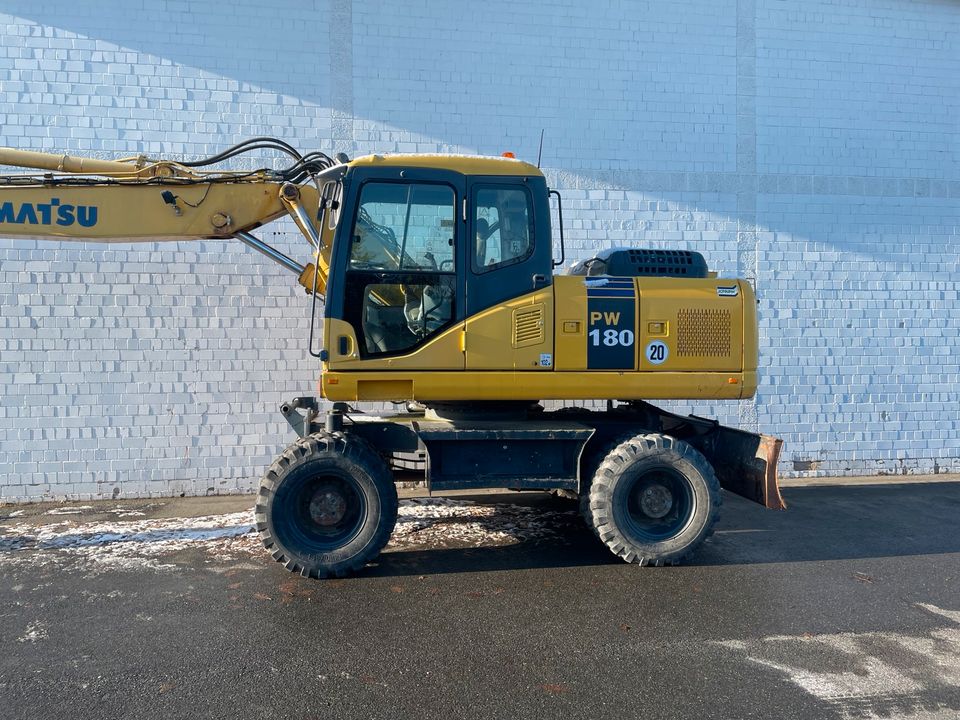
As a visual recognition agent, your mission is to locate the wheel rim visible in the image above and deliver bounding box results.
[621,466,695,542]
[278,471,366,552]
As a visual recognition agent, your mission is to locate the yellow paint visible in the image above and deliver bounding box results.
[348,153,542,178]
[321,369,752,402]
[464,288,553,369]
[324,318,465,371]
[553,275,589,370]
[638,277,745,372]
[325,287,556,373]
[0,146,189,179]
[0,181,319,243]
[353,379,414,400]
[321,274,760,402]
[741,281,759,375]
[304,217,338,297]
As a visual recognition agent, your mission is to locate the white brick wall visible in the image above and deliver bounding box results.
[1,0,958,501]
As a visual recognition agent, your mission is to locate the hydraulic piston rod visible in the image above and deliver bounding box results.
[233,230,305,275]
[0,147,150,176]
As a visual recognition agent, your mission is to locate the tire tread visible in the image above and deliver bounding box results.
[588,433,721,566]
[255,431,398,579]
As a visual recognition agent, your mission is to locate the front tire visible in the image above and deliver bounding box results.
[588,433,721,566]
[255,432,398,578]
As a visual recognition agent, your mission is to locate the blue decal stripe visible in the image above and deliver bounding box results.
[587,290,635,298]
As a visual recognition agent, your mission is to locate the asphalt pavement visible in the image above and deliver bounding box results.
[1,481,959,720]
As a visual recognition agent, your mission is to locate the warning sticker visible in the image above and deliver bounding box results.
[645,340,669,365]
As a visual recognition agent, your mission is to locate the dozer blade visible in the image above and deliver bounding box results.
[702,426,785,510]
[634,402,786,510]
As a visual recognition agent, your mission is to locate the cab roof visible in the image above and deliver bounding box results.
[347,153,543,177]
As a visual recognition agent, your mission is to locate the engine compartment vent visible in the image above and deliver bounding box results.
[513,304,545,347]
[568,248,709,278]
[677,308,731,357]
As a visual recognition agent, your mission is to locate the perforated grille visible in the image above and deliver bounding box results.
[677,308,731,357]
[513,305,545,347]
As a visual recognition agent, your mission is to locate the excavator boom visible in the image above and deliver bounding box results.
[0,144,338,295]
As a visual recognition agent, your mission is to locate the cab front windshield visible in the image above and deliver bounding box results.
[344,181,457,356]
[349,183,454,272]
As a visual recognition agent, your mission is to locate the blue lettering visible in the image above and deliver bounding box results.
[0,200,97,227]
[76,206,98,227]
[15,204,38,225]
[57,205,75,226]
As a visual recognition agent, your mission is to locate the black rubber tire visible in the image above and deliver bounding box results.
[578,433,636,537]
[255,432,398,578]
[588,433,721,566]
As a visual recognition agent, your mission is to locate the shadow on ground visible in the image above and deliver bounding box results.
[365,481,960,577]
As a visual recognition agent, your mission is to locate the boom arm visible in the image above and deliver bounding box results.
[0,146,339,296]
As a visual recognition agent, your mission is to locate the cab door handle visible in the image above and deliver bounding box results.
[337,335,354,357]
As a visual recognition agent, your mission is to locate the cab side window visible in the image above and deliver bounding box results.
[473,186,534,274]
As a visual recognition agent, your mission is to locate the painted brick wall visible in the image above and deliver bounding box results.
[1,0,958,501]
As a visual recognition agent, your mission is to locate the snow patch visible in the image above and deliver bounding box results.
[388,497,572,551]
[0,498,576,574]
[0,511,258,574]
[17,622,47,643]
[716,604,960,720]
[45,506,94,515]
[917,602,960,625]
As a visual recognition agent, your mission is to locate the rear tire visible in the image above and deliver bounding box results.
[255,432,398,578]
[579,433,636,536]
[589,433,720,566]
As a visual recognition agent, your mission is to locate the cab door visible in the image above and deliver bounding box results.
[326,168,467,370]
[464,176,555,370]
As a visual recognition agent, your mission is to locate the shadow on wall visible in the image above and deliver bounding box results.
[6,1,957,263]
[8,1,958,177]
[5,1,739,169]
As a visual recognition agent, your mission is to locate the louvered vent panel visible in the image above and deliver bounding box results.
[513,304,545,347]
[677,309,731,357]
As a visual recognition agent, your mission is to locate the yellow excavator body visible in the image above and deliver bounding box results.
[320,277,757,402]
[1,140,783,580]
[0,146,757,405]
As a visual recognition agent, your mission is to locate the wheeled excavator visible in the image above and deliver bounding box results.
[0,139,784,578]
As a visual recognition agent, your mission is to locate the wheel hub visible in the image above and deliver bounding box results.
[309,488,348,526]
[639,483,673,519]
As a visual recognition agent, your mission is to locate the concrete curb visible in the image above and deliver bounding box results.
[778,473,960,488]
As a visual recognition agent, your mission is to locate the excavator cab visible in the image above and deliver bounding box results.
[321,156,555,377]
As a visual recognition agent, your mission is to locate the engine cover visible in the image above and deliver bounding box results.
[568,247,709,279]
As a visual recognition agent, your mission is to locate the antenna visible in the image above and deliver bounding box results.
[537,129,545,168]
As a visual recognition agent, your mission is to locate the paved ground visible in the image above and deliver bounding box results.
[1,481,959,720]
